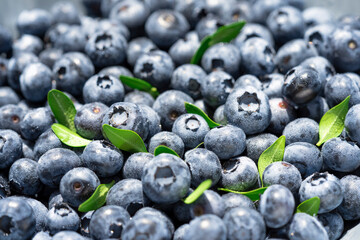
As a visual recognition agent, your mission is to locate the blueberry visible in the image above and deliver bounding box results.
[0,24,12,54]
[169,31,200,66]
[52,231,85,240]
[98,65,133,79]
[339,14,360,30]
[173,224,189,240]
[8,52,40,91]
[240,37,276,77]
[74,102,108,140]
[282,66,322,106]
[86,18,130,41]
[102,102,149,140]
[304,24,335,60]
[16,9,52,37]
[223,207,266,240]
[39,48,63,69]
[263,161,302,194]
[152,90,194,130]
[52,25,87,53]
[288,213,329,240]
[322,137,360,172]
[53,52,94,96]
[9,158,42,196]
[221,156,259,192]
[46,203,80,235]
[148,131,185,157]
[267,6,305,45]
[267,98,297,136]
[33,128,63,160]
[219,0,252,24]
[122,152,154,180]
[121,213,171,240]
[13,34,43,56]
[201,43,241,77]
[110,0,150,30]
[234,74,262,91]
[172,113,209,149]
[221,193,255,213]
[0,129,23,169]
[0,104,25,134]
[261,73,285,99]
[250,0,288,24]
[201,71,235,108]
[32,231,52,240]
[60,167,100,208]
[300,172,343,213]
[297,97,329,122]
[106,179,148,216]
[50,1,81,25]
[213,105,227,125]
[37,148,83,187]
[82,140,124,178]
[324,74,360,108]
[283,142,323,178]
[0,197,35,239]
[329,27,360,72]
[49,192,64,209]
[317,212,344,240]
[190,189,225,218]
[204,125,246,160]
[134,50,174,91]
[195,14,225,40]
[20,107,53,141]
[345,104,360,144]
[275,39,318,74]
[0,57,8,87]
[124,90,155,107]
[139,105,162,140]
[0,174,10,199]
[234,23,275,49]
[303,7,333,28]
[171,64,206,99]
[126,37,157,67]
[259,184,295,228]
[134,207,175,235]
[282,118,319,145]
[246,133,278,163]
[337,175,360,220]
[183,214,227,240]
[22,197,48,232]
[83,74,125,106]
[145,10,189,49]
[142,153,191,204]
[184,148,221,187]
[225,87,271,135]
[174,0,206,27]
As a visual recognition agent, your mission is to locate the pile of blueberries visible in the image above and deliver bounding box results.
[0,0,360,239]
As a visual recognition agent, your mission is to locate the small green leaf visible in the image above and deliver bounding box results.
[258,135,286,183]
[190,21,246,65]
[47,89,77,131]
[185,102,220,128]
[51,123,91,147]
[102,124,147,153]
[154,145,180,158]
[316,96,350,146]
[296,197,321,216]
[217,187,268,201]
[78,180,115,212]
[183,179,212,204]
[119,75,159,98]
[194,142,204,149]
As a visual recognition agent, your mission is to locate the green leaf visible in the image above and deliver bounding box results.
[217,187,268,201]
[119,75,159,98]
[78,180,115,212]
[102,124,147,153]
[296,197,321,216]
[258,135,286,183]
[47,89,77,131]
[185,102,220,128]
[190,21,246,65]
[316,96,350,146]
[154,145,180,158]
[51,123,91,147]
[183,179,212,204]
